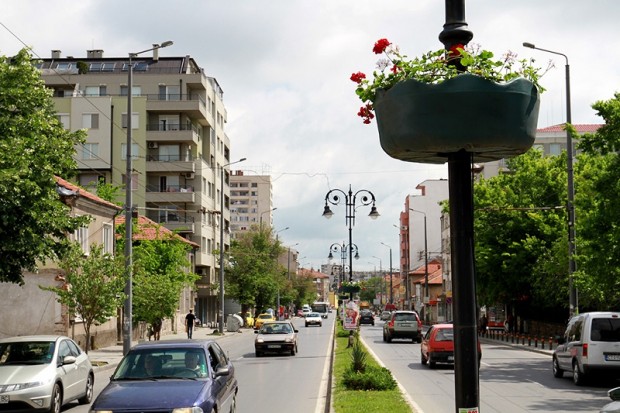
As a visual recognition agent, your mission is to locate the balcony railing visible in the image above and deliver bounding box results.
[146,184,194,193]
[146,154,195,162]
[146,93,206,108]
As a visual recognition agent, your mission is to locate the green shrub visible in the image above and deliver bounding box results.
[342,366,397,391]
[351,340,367,372]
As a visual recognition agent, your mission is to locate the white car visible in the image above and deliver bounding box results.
[0,335,94,413]
[305,313,323,327]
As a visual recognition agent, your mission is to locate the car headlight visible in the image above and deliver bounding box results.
[256,338,264,343]
[1,381,46,392]
[173,408,204,413]
[285,337,293,343]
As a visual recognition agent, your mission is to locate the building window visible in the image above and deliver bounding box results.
[56,114,70,129]
[74,225,89,254]
[82,113,99,129]
[82,143,99,160]
[84,85,107,96]
[549,143,562,156]
[103,223,113,255]
[120,85,142,97]
[158,85,180,101]
[120,143,139,160]
[122,173,138,191]
[121,113,139,129]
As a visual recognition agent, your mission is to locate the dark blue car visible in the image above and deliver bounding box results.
[90,339,237,413]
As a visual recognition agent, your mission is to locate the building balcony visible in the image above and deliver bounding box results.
[146,94,209,125]
[146,155,195,173]
[146,123,202,145]
[145,185,196,203]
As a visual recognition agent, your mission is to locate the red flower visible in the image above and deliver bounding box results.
[357,103,375,124]
[350,72,366,84]
[449,43,464,57]
[373,38,391,54]
[390,64,399,74]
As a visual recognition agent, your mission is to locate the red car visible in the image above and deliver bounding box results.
[420,323,481,368]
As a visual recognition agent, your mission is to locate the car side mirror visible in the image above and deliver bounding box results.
[214,366,230,377]
[254,330,259,334]
[609,387,620,401]
[294,329,299,333]
[62,355,77,366]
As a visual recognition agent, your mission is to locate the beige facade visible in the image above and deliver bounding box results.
[229,172,274,232]
[39,50,237,325]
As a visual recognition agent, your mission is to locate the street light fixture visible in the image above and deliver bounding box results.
[322,185,379,285]
[260,207,277,228]
[523,42,577,317]
[275,226,289,240]
[328,242,359,286]
[123,40,173,356]
[218,157,247,334]
[380,242,393,304]
[410,209,429,322]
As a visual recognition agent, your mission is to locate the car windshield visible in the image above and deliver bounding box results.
[260,324,293,334]
[394,313,416,322]
[435,328,454,342]
[590,318,620,342]
[308,313,320,318]
[0,341,55,365]
[112,348,208,380]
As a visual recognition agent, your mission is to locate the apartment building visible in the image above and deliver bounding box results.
[229,172,274,232]
[38,48,237,325]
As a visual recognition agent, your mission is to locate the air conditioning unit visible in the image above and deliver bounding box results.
[185,172,195,179]
[148,142,158,149]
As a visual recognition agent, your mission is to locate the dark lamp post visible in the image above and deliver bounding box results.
[218,157,246,334]
[523,41,577,317]
[322,185,379,286]
[123,40,172,356]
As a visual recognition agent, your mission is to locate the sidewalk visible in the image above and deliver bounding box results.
[87,326,246,373]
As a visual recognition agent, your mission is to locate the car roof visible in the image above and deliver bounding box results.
[432,323,453,329]
[131,339,215,351]
[0,335,68,343]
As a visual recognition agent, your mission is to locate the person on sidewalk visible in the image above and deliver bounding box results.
[185,309,196,339]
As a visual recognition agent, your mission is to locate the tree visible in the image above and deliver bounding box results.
[474,149,568,320]
[42,243,125,352]
[573,94,620,309]
[226,225,285,315]
[0,49,86,284]
[117,221,199,329]
[359,277,384,303]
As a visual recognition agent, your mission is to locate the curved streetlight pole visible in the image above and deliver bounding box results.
[260,207,277,229]
[218,157,246,334]
[523,42,576,317]
[323,185,379,286]
[123,40,173,356]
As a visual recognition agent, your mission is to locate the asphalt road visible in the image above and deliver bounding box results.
[359,319,619,413]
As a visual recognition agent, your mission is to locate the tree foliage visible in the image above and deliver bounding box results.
[226,225,286,314]
[474,150,568,319]
[117,222,199,326]
[0,49,87,284]
[42,243,125,352]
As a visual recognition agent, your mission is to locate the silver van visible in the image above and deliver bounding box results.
[553,311,620,385]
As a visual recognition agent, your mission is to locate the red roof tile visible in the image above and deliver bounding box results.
[537,124,603,133]
[115,215,199,248]
[55,176,122,211]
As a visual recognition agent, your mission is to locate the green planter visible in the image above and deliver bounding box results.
[374,74,540,164]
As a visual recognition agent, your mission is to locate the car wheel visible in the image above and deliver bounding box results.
[572,361,585,386]
[77,373,94,404]
[291,346,296,356]
[305,323,308,327]
[49,383,61,413]
[319,323,322,327]
[229,393,237,413]
[255,351,262,357]
[552,357,563,378]
[382,331,387,342]
[386,333,392,343]
[429,360,436,369]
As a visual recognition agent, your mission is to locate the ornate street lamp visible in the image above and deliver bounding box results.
[328,242,359,285]
[322,185,379,284]
[123,40,173,356]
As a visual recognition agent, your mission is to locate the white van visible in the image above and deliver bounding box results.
[553,311,620,385]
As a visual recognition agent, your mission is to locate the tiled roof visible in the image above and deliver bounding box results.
[55,176,122,211]
[115,215,199,248]
[537,124,603,133]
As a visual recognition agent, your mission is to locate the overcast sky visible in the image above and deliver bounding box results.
[2,0,618,272]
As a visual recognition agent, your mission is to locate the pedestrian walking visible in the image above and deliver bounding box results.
[185,309,196,339]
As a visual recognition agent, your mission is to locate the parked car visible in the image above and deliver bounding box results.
[420,323,482,368]
[553,311,620,385]
[0,335,94,413]
[383,310,422,343]
[359,309,375,326]
[305,312,323,327]
[254,321,299,356]
[254,313,276,329]
[380,310,392,321]
[90,339,237,413]
[601,387,620,413]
